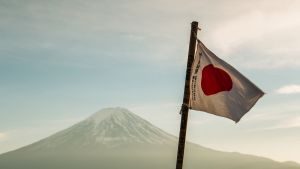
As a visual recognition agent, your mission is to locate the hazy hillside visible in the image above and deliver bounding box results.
[0,107,299,169]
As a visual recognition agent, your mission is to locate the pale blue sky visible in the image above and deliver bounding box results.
[0,0,300,163]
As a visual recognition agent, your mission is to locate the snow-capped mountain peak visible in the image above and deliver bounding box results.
[84,107,176,146]
[25,107,176,151]
[87,107,134,124]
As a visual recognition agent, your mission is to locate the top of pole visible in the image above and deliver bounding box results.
[182,21,198,106]
[191,21,198,24]
[191,21,198,30]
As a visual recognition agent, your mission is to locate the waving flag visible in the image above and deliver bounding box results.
[189,40,264,122]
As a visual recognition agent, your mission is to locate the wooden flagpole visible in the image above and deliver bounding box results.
[176,21,198,169]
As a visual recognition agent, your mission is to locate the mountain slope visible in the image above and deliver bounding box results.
[0,107,299,169]
[18,107,176,152]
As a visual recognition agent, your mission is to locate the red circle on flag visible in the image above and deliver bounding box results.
[201,64,233,96]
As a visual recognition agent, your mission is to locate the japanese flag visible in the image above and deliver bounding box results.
[189,40,264,122]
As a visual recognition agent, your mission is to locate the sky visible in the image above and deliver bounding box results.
[0,0,300,163]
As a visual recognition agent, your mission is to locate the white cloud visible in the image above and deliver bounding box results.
[211,11,265,54]
[257,116,300,130]
[209,2,300,69]
[276,84,300,94]
[274,116,300,129]
[212,4,300,50]
[0,132,7,140]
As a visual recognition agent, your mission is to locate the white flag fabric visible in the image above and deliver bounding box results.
[189,40,264,122]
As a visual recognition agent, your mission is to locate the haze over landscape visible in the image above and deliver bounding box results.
[0,108,299,169]
[0,0,300,166]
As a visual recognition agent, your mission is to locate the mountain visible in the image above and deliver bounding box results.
[0,107,299,169]
[18,107,176,151]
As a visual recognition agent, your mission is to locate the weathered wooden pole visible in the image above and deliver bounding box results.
[175,21,198,169]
